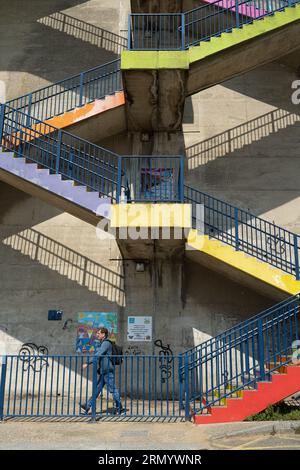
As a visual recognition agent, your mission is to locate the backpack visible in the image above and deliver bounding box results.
[105,339,123,366]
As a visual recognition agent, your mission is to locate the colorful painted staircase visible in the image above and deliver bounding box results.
[193,363,300,424]
[6,59,125,135]
[124,3,300,103]
[185,185,300,296]
[181,294,300,423]
[0,151,110,225]
[199,0,268,18]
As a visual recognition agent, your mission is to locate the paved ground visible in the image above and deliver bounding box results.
[211,434,300,450]
[1,420,300,450]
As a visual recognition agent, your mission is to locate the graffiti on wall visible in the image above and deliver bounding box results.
[154,339,174,383]
[18,343,49,372]
[124,345,143,356]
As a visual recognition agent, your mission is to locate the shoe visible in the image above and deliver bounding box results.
[79,402,90,414]
[111,407,126,416]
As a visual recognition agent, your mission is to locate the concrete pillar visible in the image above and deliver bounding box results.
[123,69,187,132]
[120,243,185,355]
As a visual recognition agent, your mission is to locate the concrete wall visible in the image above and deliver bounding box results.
[0,0,130,101]
[0,0,296,367]
[184,58,300,233]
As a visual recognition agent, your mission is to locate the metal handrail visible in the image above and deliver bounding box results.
[128,0,299,50]
[184,185,300,279]
[6,59,122,123]
[180,294,300,413]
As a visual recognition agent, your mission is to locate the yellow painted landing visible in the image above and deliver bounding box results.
[122,5,300,70]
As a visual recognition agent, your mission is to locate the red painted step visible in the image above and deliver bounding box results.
[193,365,300,424]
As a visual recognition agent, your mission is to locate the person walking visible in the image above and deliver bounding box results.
[79,327,125,415]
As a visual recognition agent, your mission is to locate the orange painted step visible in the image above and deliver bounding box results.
[194,365,300,424]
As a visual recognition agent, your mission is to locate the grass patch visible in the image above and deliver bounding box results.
[245,402,300,421]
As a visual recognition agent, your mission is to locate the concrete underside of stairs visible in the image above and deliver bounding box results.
[185,248,290,301]
[0,163,102,228]
[187,19,300,96]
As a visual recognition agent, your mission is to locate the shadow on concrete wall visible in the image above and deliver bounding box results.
[2,228,125,306]
[0,0,121,96]
[183,96,194,124]
[37,11,127,56]
[222,57,300,112]
[0,182,61,229]
[186,108,300,168]
[185,107,300,216]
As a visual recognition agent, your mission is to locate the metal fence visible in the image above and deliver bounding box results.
[128,0,299,50]
[6,59,122,123]
[1,295,299,420]
[119,155,184,203]
[0,355,186,420]
[184,185,300,279]
[181,294,300,414]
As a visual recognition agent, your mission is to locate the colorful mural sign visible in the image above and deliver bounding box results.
[76,312,118,353]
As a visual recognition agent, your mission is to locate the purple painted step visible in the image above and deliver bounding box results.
[200,0,267,18]
[0,152,111,219]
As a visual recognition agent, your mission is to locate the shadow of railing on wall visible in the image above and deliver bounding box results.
[2,228,125,306]
[37,12,128,55]
[186,108,300,170]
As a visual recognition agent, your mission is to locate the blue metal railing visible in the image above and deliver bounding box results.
[0,105,184,204]
[0,355,185,420]
[0,296,299,420]
[128,0,299,50]
[184,185,300,279]
[180,294,300,414]
[120,155,184,203]
[6,59,122,123]
[1,105,121,201]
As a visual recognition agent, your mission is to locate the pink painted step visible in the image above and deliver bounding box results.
[200,0,267,19]
[194,365,300,424]
[0,152,111,218]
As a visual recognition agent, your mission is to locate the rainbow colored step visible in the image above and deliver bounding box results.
[200,0,267,18]
[193,364,300,424]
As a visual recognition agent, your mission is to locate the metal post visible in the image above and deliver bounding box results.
[79,72,84,107]
[235,0,240,28]
[91,357,97,422]
[234,207,240,251]
[179,157,184,202]
[0,356,7,421]
[258,319,266,381]
[181,14,185,50]
[116,156,122,203]
[294,234,300,280]
[26,93,32,128]
[184,354,190,420]
[178,354,184,410]
[0,104,5,149]
[128,14,131,49]
[17,130,23,158]
[56,129,62,174]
